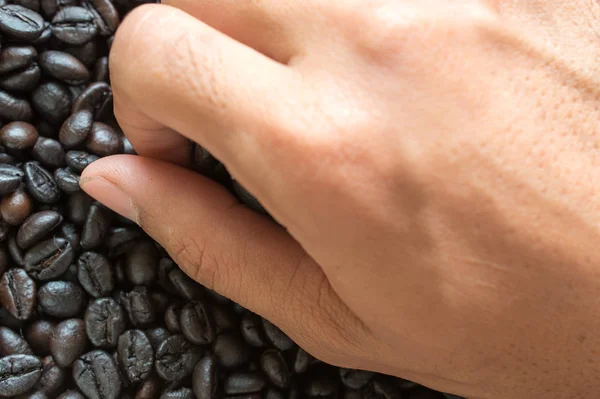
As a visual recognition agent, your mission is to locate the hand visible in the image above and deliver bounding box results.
[80,1,600,398]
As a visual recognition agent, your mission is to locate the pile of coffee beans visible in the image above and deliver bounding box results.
[0,0,466,398]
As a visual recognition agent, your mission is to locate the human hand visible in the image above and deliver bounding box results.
[80,1,600,398]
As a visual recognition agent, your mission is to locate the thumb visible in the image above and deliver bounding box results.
[80,155,364,360]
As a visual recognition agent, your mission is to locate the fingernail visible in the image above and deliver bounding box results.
[80,176,138,223]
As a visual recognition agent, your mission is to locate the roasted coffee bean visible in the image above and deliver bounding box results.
[37,280,85,318]
[302,374,338,397]
[31,81,72,125]
[33,21,52,45]
[241,312,267,348]
[16,389,48,399]
[368,378,402,399]
[261,350,291,389]
[145,327,170,351]
[40,0,77,19]
[85,121,121,156]
[80,201,112,249]
[25,320,55,355]
[59,109,92,148]
[0,326,33,355]
[32,137,65,168]
[50,318,86,367]
[65,150,98,172]
[164,304,181,333]
[77,251,114,297]
[223,371,266,395]
[120,286,155,327]
[265,389,287,399]
[51,6,97,45]
[106,226,141,257]
[0,305,24,330]
[212,304,237,334]
[39,50,89,85]
[71,81,111,119]
[340,369,374,390]
[159,387,194,399]
[262,319,294,351]
[72,350,122,399]
[179,300,215,346]
[0,46,37,74]
[8,234,25,266]
[82,0,118,36]
[0,90,33,121]
[0,354,43,396]
[92,56,108,82]
[123,136,136,155]
[192,355,217,399]
[58,222,79,249]
[291,347,313,374]
[24,237,74,280]
[63,40,97,69]
[57,390,86,399]
[168,268,202,300]
[84,297,125,348]
[0,163,24,195]
[154,335,200,382]
[213,331,248,369]
[136,375,161,399]
[54,167,80,193]
[17,210,62,249]
[0,62,41,91]
[0,5,45,41]
[1,185,33,225]
[66,191,93,224]
[0,268,36,320]
[36,355,66,395]
[117,329,154,384]
[1,121,38,150]
[232,179,267,215]
[24,162,60,203]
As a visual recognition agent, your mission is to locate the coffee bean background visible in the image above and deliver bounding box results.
[0,0,465,398]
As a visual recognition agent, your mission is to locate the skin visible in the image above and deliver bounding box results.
[80,0,600,398]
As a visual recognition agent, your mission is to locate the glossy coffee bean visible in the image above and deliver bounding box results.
[58,222,79,250]
[36,355,67,395]
[0,354,43,396]
[0,5,45,41]
[65,150,98,172]
[0,163,24,195]
[369,378,402,399]
[291,346,313,374]
[66,191,93,224]
[25,320,55,355]
[85,297,126,348]
[164,304,181,333]
[24,237,74,280]
[40,0,77,19]
[0,63,41,91]
[192,354,217,399]
[51,6,97,45]
[31,137,65,168]
[37,280,85,318]
[82,0,119,36]
[117,329,154,384]
[136,375,161,399]
[145,327,171,351]
[262,319,294,351]
[39,50,89,85]
[120,286,156,327]
[223,371,266,395]
[0,46,37,75]
[59,109,93,148]
[17,210,62,249]
[31,81,72,125]
[72,350,122,399]
[302,374,338,397]
[71,81,111,119]
[57,390,85,399]
[241,312,267,348]
[261,350,291,389]
[106,226,141,257]
[340,369,374,390]
[92,56,108,82]
[80,201,112,249]
[0,326,34,355]
[24,162,60,203]
[159,387,194,399]
[1,186,33,225]
[1,121,38,150]
[54,167,80,193]
[0,267,36,320]
[0,90,33,121]
[168,268,202,300]
[8,233,26,266]
[77,251,114,297]
[213,331,248,369]
[50,318,86,367]
[123,240,158,286]
[64,40,97,69]
[154,335,201,382]
[179,300,215,345]
[85,121,121,156]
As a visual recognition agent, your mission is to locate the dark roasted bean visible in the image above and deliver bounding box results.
[261,350,291,389]
[84,297,125,348]
[17,210,62,249]
[59,109,92,148]
[168,268,202,300]
[71,81,111,119]
[32,137,65,168]
[0,46,37,74]
[302,374,338,397]
[80,201,111,249]
[369,378,402,399]
[213,331,248,369]
[223,371,266,395]
[164,304,181,333]
[77,251,114,297]
[0,5,45,41]
[1,185,33,225]
[408,387,445,399]
[8,234,26,266]
[85,121,121,156]
[0,62,40,91]
[54,167,80,192]
[241,312,267,348]
[24,162,60,203]
[1,121,38,150]
[72,350,122,399]
[0,90,33,121]
[192,354,217,399]
[212,303,237,334]
[145,327,170,351]
[35,355,66,395]
[0,305,24,329]
[106,226,141,256]
[51,6,97,45]
[291,347,313,374]
[0,354,43,396]
[154,335,200,382]
[92,56,108,82]
[191,143,220,176]
[265,389,286,399]
[121,239,157,285]
[82,0,119,36]
[40,0,77,19]
[340,369,374,390]
[136,375,161,399]
[159,387,194,399]
[24,236,74,279]
[31,81,72,125]
[65,150,98,172]
[0,268,36,320]
[39,50,89,85]
[37,280,85,318]
[179,300,215,346]
[120,286,155,327]
[0,163,24,195]
[50,318,86,367]
[25,320,55,355]
[57,390,86,399]
[262,318,294,351]
[0,326,33,355]
[63,40,97,68]
[117,329,154,384]
[66,191,93,224]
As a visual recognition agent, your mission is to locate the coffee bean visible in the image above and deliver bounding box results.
[92,56,108,82]
[16,389,49,399]
[0,5,45,41]
[261,350,291,389]
[265,389,286,399]
[63,40,97,69]
[25,320,55,355]
[17,210,62,249]
[35,355,66,395]
[240,312,267,349]
[59,109,92,148]
[82,0,118,36]
[58,221,79,250]
[179,300,215,346]
[123,136,136,155]
[154,335,200,382]
[84,297,125,348]
[0,326,34,355]
[8,234,26,266]
[213,331,248,369]
[136,375,161,399]
[54,167,80,193]
[223,371,266,395]
[0,163,24,195]
[164,304,181,333]
[368,378,402,399]
[120,286,156,327]
[39,50,89,85]
[117,329,154,384]
[51,6,97,45]
[212,303,237,334]
[0,62,41,92]
[31,137,65,168]
[37,280,85,318]
[0,46,37,74]
[291,347,313,374]
[262,319,294,351]
[31,81,72,125]
[302,373,338,397]
[0,268,36,320]
[49,318,86,367]
[66,191,93,224]
[192,355,217,399]
[340,369,374,390]
[145,327,170,351]
[80,201,112,249]
[0,305,24,329]
[25,237,74,280]
[57,390,86,399]
[0,90,33,121]
[168,268,203,301]
[77,251,114,297]
[1,121,38,150]
[0,354,43,396]
[24,162,60,203]
[106,226,141,257]
[65,150,98,172]
[40,0,77,19]
[71,81,111,119]
[1,186,33,225]
[83,121,120,156]
[72,350,122,399]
